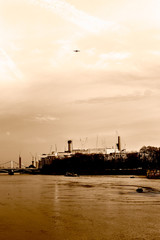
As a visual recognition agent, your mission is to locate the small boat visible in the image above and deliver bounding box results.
[136,187,143,193]
[130,176,135,178]
[146,169,160,179]
[8,169,14,175]
[65,172,79,177]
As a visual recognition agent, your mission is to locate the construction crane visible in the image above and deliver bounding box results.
[49,145,52,154]
[80,137,88,149]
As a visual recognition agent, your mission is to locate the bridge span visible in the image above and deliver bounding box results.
[0,161,40,175]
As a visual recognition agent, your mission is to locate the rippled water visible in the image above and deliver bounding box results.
[0,174,160,240]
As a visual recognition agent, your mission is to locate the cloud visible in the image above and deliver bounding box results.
[6,131,11,136]
[0,48,22,80]
[150,51,160,56]
[84,51,131,69]
[75,92,152,105]
[99,52,131,60]
[30,114,59,122]
[1,0,160,161]
[29,0,117,33]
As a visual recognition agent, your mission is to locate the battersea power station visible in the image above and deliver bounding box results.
[38,136,126,168]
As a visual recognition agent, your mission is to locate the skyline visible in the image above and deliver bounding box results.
[0,0,160,164]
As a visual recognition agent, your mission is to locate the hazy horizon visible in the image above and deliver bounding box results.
[0,0,160,165]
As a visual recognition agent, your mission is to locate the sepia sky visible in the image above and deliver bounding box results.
[0,0,160,164]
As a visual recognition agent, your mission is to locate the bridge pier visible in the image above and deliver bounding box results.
[10,161,14,169]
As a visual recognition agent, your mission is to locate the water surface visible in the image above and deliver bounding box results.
[0,174,160,240]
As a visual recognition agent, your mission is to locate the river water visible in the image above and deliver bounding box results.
[0,174,160,240]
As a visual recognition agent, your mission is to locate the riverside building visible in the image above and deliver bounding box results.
[38,136,126,168]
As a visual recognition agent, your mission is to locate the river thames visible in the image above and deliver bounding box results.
[0,174,160,240]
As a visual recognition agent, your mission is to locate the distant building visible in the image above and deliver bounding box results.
[38,136,126,168]
[38,153,56,168]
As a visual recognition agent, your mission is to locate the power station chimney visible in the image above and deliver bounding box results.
[117,136,121,151]
[32,156,35,167]
[19,155,21,169]
[68,140,73,153]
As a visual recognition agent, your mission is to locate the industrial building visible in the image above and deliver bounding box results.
[38,136,126,168]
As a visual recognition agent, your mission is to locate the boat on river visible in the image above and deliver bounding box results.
[146,169,160,179]
[65,172,79,177]
[136,187,143,193]
[8,169,14,175]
